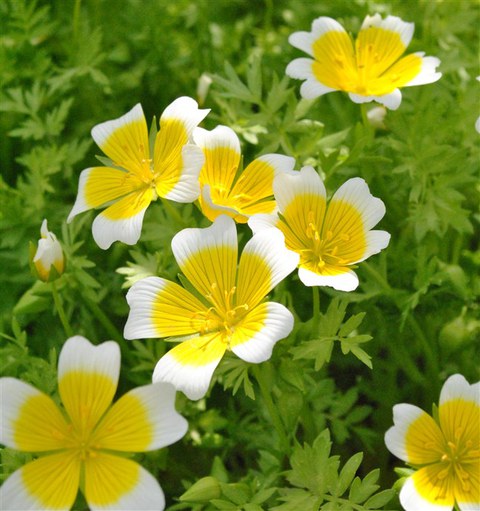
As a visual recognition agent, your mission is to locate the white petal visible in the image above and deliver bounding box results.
[153,350,222,401]
[239,227,299,296]
[330,177,386,231]
[288,31,316,57]
[0,378,41,449]
[124,276,167,340]
[161,96,210,140]
[231,302,294,363]
[193,124,241,154]
[247,213,279,234]
[357,230,390,263]
[255,153,296,175]
[361,14,414,47]
[349,89,403,110]
[58,336,120,387]
[475,116,480,134]
[298,266,359,291]
[404,54,442,87]
[311,16,347,39]
[285,58,312,80]
[273,166,326,214]
[88,463,165,511]
[171,215,237,274]
[399,477,452,511]
[301,78,337,99]
[384,403,426,462]
[0,468,42,510]
[91,104,145,148]
[439,374,480,406]
[67,168,94,222]
[92,206,148,250]
[162,144,203,203]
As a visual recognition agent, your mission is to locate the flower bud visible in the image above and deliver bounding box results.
[367,105,387,130]
[197,72,213,106]
[179,476,221,502]
[32,219,64,282]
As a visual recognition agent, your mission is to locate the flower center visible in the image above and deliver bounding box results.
[302,211,350,271]
[197,283,249,340]
[435,431,480,496]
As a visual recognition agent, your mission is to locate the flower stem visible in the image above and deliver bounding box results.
[312,286,321,332]
[360,103,374,143]
[51,280,73,338]
[253,364,290,456]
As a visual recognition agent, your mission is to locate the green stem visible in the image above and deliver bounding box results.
[253,364,290,455]
[360,103,374,143]
[83,296,133,363]
[72,0,82,40]
[51,280,73,337]
[312,286,320,333]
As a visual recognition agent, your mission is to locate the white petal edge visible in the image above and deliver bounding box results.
[153,351,222,401]
[255,153,296,176]
[399,476,453,511]
[171,214,237,274]
[348,89,403,110]
[286,59,337,98]
[355,230,391,263]
[161,96,210,140]
[298,266,359,291]
[193,124,241,154]
[361,14,414,48]
[124,276,167,340]
[58,336,120,387]
[117,382,188,450]
[458,500,480,511]
[91,206,148,250]
[231,302,294,363]
[384,403,427,463]
[0,378,43,449]
[240,227,299,293]
[439,373,480,406]
[273,166,326,214]
[67,168,95,222]
[404,54,442,87]
[162,144,204,203]
[91,104,145,148]
[330,177,386,231]
[0,466,62,511]
[288,31,316,57]
[248,213,279,234]
[89,464,165,511]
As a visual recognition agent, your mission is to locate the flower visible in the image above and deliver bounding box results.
[68,97,210,249]
[385,374,479,511]
[249,166,390,291]
[32,219,64,282]
[193,125,295,223]
[124,215,299,400]
[286,14,442,110]
[0,336,187,510]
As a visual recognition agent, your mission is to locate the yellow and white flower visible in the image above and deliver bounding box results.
[124,215,299,400]
[68,97,209,249]
[286,14,442,110]
[32,219,65,282]
[385,374,479,511]
[193,125,295,223]
[0,336,187,510]
[249,166,390,291]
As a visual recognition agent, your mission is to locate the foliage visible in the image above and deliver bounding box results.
[1,0,479,509]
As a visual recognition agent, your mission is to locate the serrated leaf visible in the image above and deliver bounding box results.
[339,312,366,337]
[364,489,395,509]
[335,452,363,497]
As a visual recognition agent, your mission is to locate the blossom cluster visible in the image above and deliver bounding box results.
[1,12,477,511]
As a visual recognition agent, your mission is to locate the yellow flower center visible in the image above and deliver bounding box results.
[300,211,350,271]
[197,283,249,341]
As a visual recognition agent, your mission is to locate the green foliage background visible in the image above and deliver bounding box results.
[1,0,479,509]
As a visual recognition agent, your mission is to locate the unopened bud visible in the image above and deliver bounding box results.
[31,219,64,282]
